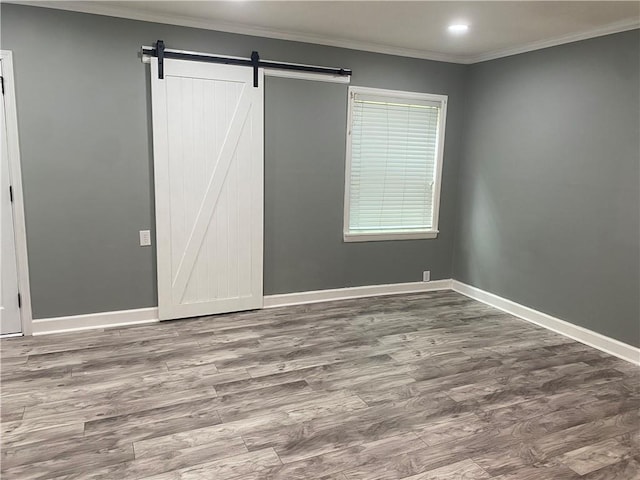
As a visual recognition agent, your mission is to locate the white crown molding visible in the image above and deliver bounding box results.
[13,1,637,65]
[6,0,466,64]
[264,279,453,308]
[469,17,640,64]
[452,281,640,366]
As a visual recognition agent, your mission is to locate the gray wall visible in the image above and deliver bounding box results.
[1,4,466,318]
[453,30,640,346]
[3,5,638,347]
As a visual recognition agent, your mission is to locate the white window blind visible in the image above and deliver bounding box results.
[344,87,447,241]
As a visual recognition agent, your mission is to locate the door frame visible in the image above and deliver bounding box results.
[1,50,32,336]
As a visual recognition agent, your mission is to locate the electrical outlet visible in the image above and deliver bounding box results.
[422,270,431,282]
[139,230,152,247]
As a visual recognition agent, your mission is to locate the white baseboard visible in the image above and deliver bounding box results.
[263,279,453,308]
[452,280,640,366]
[32,307,159,335]
[30,281,452,335]
[31,279,638,367]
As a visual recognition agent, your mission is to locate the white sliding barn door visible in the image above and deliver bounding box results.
[150,59,264,320]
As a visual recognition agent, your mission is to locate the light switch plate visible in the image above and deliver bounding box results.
[139,230,152,247]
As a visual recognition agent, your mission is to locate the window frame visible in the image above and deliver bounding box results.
[343,86,448,242]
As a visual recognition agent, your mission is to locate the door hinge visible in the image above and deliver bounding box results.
[1,76,4,95]
[18,293,22,308]
[9,185,13,202]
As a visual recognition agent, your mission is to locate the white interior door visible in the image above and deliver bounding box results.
[1,59,21,335]
[151,58,264,321]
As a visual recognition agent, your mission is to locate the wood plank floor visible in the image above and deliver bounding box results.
[1,291,638,479]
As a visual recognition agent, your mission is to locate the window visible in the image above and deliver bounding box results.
[343,86,448,242]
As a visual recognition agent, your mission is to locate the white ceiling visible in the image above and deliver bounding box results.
[13,1,640,63]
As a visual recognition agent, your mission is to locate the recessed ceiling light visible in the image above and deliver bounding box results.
[448,24,470,34]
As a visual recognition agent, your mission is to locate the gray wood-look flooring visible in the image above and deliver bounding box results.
[1,291,638,479]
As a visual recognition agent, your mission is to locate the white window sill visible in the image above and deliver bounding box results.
[343,231,439,242]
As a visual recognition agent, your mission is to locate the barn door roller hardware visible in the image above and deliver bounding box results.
[142,40,352,87]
